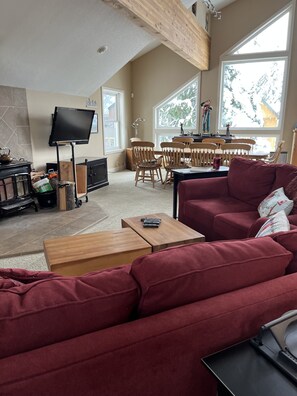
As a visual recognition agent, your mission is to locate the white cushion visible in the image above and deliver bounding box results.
[255,210,290,238]
[258,187,294,218]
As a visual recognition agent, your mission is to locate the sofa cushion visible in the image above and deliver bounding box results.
[271,163,297,191]
[182,196,256,241]
[214,211,259,240]
[285,176,297,215]
[0,266,139,359]
[131,238,292,317]
[258,187,293,217]
[228,158,276,206]
[255,210,290,238]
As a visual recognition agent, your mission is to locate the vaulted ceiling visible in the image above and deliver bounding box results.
[0,0,236,96]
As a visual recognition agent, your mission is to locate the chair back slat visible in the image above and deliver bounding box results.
[202,137,226,148]
[132,141,155,164]
[221,143,251,165]
[189,142,218,167]
[172,137,194,146]
[160,142,188,186]
[264,140,285,164]
[231,138,256,146]
[131,141,162,187]
[161,142,185,167]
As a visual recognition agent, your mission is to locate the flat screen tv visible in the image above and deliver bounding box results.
[49,107,95,146]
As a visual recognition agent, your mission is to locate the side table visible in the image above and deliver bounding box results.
[202,340,297,396]
[172,166,229,219]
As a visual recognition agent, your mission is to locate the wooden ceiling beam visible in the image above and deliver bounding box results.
[103,0,210,70]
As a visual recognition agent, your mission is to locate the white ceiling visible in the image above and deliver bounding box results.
[0,0,236,97]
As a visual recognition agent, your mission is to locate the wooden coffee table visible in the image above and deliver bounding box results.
[121,212,205,252]
[43,228,152,276]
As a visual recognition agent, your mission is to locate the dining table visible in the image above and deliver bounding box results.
[154,148,270,160]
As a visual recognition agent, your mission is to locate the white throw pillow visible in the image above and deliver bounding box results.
[255,210,290,238]
[258,187,294,218]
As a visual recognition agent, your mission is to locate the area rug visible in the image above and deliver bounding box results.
[0,201,108,258]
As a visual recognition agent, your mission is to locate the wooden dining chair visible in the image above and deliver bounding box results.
[221,143,251,165]
[189,142,218,167]
[160,142,189,187]
[264,140,285,164]
[172,136,194,146]
[231,138,256,147]
[131,141,163,188]
[202,137,226,148]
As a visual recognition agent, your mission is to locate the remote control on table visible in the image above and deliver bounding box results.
[141,218,161,225]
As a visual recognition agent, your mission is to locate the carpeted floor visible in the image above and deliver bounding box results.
[0,170,172,271]
[0,201,107,258]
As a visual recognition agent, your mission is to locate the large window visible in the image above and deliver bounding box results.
[154,76,199,147]
[219,4,293,150]
[221,60,286,129]
[102,88,124,153]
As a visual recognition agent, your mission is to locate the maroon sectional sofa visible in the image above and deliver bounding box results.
[1,231,297,395]
[178,157,297,241]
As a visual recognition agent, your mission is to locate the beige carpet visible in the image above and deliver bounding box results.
[0,201,107,258]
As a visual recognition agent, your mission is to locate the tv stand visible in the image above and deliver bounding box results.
[55,143,87,208]
[47,157,108,193]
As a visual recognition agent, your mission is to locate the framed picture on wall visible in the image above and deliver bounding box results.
[91,113,98,133]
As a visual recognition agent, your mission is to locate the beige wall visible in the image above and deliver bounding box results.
[27,63,132,172]
[27,89,103,170]
[27,50,197,170]
[102,62,132,171]
[201,0,297,157]
[131,45,199,141]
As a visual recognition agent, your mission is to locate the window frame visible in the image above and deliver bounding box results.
[101,87,125,154]
[217,3,294,139]
[153,75,200,148]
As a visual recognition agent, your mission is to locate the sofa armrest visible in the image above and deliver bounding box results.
[248,215,297,238]
[247,217,267,237]
[178,176,229,203]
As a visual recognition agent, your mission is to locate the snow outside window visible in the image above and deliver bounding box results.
[218,4,293,151]
[154,76,199,148]
[102,88,124,153]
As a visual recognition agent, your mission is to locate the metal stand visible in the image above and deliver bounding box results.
[70,142,82,207]
[55,142,82,208]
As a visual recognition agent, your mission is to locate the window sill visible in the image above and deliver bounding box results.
[105,149,125,155]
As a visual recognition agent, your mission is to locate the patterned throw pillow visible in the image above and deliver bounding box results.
[255,210,290,238]
[285,176,297,215]
[258,187,294,218]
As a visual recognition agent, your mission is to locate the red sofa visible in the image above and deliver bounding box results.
[178,157,297,241]
[1,231,297,395]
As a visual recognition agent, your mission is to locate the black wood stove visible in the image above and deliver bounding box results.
[0,161,37,216]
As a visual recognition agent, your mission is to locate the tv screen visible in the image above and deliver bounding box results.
[49,107,95,146]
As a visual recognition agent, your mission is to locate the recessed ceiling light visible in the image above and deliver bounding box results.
[97,45,108,55]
